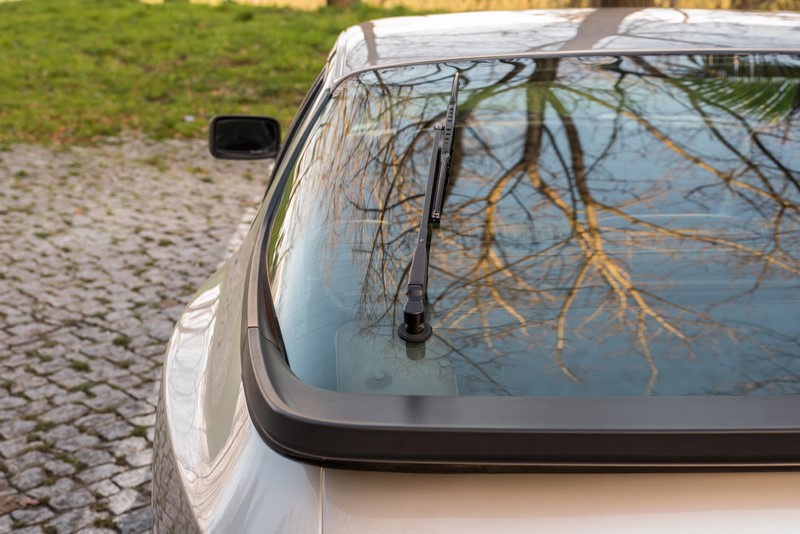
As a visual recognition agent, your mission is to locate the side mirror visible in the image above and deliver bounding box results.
[209,115,281,160]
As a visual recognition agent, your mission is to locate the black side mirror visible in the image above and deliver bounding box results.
[209,115,281,160]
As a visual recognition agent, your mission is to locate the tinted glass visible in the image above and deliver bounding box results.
[267,55,800,397]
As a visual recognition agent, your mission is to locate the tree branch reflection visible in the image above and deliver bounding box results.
[271,54,800,396]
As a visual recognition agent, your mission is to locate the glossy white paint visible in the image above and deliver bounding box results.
[155,8,800,532]
[332,8,800,81]
[155,205,321,532]
[323,469,800,533]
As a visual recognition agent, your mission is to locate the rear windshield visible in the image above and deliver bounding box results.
[267,54,800,397]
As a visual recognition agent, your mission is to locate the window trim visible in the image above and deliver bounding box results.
[243,326,800,470]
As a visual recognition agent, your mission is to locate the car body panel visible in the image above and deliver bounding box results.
[322,469,800,533]
[154,7,800,532]
[153,205,321,533]
[332,8,800,82]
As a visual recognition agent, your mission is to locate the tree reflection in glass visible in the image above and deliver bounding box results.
[268,54,800,397]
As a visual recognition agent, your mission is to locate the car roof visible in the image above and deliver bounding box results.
[330,8,800,81]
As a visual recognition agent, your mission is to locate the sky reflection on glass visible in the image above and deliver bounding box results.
[268,55,800,397]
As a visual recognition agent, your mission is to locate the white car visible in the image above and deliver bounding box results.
[154,7,800,532]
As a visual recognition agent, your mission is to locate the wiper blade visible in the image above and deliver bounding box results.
[431,73,459,224]
[398,73,460,344]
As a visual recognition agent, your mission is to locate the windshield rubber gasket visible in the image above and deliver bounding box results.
[242,326,800,471]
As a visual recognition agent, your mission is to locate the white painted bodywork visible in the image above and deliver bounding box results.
[154,8,800,532]
[331,8,800,82]
[323,469,800,533]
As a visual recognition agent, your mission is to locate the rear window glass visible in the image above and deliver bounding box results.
[267,54,800,397]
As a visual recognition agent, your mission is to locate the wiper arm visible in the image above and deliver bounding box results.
[398,73,460,343]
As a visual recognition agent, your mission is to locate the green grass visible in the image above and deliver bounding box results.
[0,0,414,144]
[113,334,132,346]
[69,360,91,372]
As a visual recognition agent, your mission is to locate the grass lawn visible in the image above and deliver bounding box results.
[0,0,414,144]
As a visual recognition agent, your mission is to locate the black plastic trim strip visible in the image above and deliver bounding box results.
[331,48,800,91]
[243,328,800,469]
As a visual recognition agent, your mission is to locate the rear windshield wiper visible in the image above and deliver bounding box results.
[398,73,460,343]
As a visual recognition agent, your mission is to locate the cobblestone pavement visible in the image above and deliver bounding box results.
[0,136,267,533]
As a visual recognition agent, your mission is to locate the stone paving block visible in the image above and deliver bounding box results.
[28,361,67,378]
[2,353,33,367]
[87,344,136,363]
[96,421,133,441]
[43,460,77,477]
[49,392,87,406]
[124,450,152,469]
[47,507,93,534]
[112,375,143,390]
[7,323,51,339]
[41,333,83,353]
[74,449,114,468]
[74,413,117,432]
[0,407,22,423]
[77,464,124,484]
[71,327,117,345]
[116,505,153,534]
[28,478,75,501]
[126,363,153,376]
[0,419,36,440]
[40,425,79,443]
[24,384,66,401]
[10,376,49,393]
[83,395,130,413]
[0,437,31,459]
[6,452,52,475]
[10,506,54,524]
[19,400,52,418]
[9,525,44,534]
[89,480,120,498]
[116,401,154,420]
[112,467,151,490]
[56,434,100,452]
[10,467,45,491]
[46,369,88,391]
[113,437,148,456]
[116,385,150,401]
[49,488,95,511]
[128,414,156,428]
[41,404,88,425]
[106,488,139,516]
[86,366,129,383]
[0,476,18,516]
[0,397,26,410]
